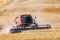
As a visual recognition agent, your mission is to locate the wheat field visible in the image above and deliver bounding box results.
[0,29,60,40]
[0,0,60,40]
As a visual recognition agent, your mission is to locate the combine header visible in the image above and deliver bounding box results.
[10,14,51,33]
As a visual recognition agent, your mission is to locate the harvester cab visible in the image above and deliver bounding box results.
[20,14,33,27]
[14,14,37,27]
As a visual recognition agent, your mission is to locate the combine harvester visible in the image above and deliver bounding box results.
[10,14,51,33]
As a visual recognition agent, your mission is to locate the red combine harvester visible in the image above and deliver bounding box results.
[10,14,51,33]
